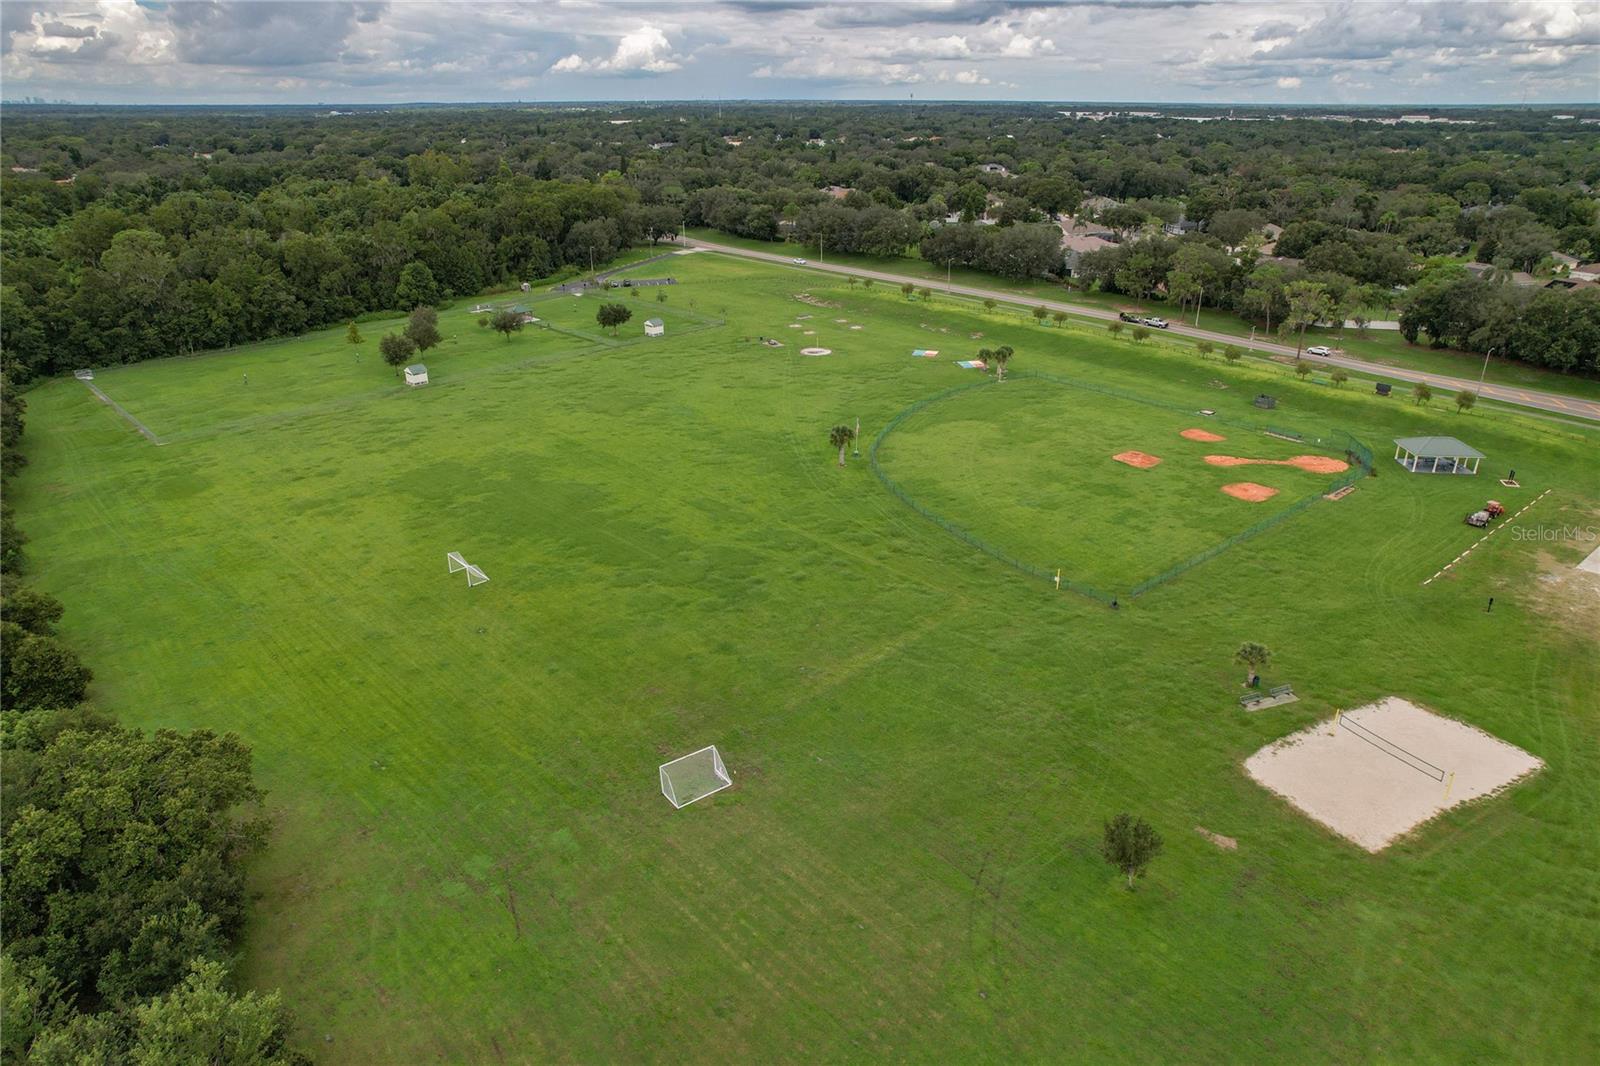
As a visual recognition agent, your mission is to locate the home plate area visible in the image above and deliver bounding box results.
[1244,697,1543,852]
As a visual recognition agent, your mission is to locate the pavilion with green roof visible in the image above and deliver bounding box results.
[1393,435,1484,475]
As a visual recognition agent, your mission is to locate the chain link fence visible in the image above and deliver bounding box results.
[870,371,1374,606]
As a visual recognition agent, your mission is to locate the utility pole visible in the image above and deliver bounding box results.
[1475,347,1496,398]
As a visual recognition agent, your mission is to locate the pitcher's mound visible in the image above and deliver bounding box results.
[1181,428,1227,442]
[800,347,832,357]
[1245,697,1543,852]
[1113,450,1162,469]
[1222,482,1278,501]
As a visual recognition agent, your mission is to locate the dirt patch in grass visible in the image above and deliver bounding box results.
[1196,826,1239,851]
[1204,454,1350,474]
[1181,428,1227,442]
[1527,548,1600,637]
[1112,450,1162,469]
[1222,482,1279,502]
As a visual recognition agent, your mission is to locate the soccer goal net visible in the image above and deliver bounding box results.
[447,551,468,574]
[466,565,489,587]
[660,745,731,809]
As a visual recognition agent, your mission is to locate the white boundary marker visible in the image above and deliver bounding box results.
[1422,488,1551,586]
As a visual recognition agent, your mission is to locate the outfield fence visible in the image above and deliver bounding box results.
[870,371,1374,606]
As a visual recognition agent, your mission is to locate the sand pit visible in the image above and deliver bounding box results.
[1112,450,1162,469]
[1245,697,1543,852]
[800,347,833,357]
[1221,482,1278,502]
[1204,454,1350,474]
[1180,428,1227,443]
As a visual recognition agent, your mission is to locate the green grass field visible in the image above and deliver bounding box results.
[876,375,1356,594]
[686,227,1600,404]
[12,251,1600,1062]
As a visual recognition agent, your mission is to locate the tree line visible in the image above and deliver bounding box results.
[0,383,305,1063]
[3,102,1599,382]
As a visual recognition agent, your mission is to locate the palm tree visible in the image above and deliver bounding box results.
[1235,642,1270,687]
[829,424,855,467]
[990,344,1014,381]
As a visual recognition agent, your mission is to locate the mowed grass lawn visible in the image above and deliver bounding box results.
[877,376,1354,594]
[13,251,1600,1063]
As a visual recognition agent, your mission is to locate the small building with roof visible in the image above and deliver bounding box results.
[404,364,429,387]
[1393,435,1483,475]
[644,317,665,337]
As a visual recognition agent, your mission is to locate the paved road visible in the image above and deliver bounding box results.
[680,237,1600,423]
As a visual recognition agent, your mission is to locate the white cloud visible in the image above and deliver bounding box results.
[1000,33,1056,58]
[1,1,1594,104]
[550,25,682,76]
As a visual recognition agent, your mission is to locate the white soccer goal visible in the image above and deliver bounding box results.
[659,745,732,809]
[446,551,488,587]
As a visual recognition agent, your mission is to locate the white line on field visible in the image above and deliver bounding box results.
[1421,488,1552,586]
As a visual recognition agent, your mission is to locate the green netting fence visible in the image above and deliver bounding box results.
[869,371,1374,606]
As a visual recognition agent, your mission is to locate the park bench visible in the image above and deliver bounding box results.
[1239,691,1267,708]
[1268,684,1294,699]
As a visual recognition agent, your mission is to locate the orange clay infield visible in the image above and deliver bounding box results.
[1112,450,1162,469]
[1180,428,1227,442]
[1222,482,1279,502]
[1204,454,1350,474]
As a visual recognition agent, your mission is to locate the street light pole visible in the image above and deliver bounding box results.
[1476,347,1496,398]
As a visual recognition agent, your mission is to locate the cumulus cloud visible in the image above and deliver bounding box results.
[0,0,1594,104]
[551,25,682,75]
[166,1,384,67]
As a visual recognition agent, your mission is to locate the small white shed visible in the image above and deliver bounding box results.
[404,364,429,387]
[644,317,665,337]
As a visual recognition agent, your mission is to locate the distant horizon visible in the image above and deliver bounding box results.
[5,98,1598,111]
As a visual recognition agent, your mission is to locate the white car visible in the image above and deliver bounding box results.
[1143,317,1168,329]
[792,257,808,265]
[1306,345,1332,357]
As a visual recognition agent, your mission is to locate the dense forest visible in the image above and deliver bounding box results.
[3,102,1600,383]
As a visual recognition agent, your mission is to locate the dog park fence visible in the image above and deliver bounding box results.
[870,372,1374,605]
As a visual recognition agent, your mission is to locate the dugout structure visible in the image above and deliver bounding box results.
[660,746,731,809]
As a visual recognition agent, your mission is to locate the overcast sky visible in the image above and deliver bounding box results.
[2,1,1596,106]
